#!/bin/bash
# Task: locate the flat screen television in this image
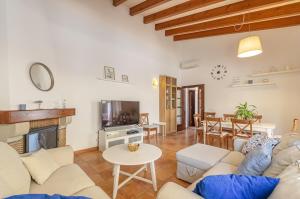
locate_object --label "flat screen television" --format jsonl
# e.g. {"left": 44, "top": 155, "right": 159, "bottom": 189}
{"left": 100, "top": 100, "right": 140, "bottom": 128}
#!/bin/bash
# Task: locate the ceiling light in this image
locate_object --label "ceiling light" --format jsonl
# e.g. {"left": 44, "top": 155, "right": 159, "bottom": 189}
{"left": 238, "top": 36, "right": 263, "bottom": 58}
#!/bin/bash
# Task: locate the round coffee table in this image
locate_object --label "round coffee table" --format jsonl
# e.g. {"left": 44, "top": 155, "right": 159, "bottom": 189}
{"left": 102, "top": 144, "right": 162, "bottom": 199}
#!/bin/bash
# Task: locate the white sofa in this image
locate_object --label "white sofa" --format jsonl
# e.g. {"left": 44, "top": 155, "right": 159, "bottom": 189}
{"left": 0, "top": 142, "right": 110, "bottom": 199}
{"left": 157, "top": 137, "right": 300, "bottom": 199}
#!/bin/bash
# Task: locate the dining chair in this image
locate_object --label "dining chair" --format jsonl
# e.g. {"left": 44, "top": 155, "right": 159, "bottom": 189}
{"left": 223, "top": 114, "right": 236, "bottom": 122}
{"left": 253, "top": 115, "right": 263, "bottom": 123}
{"left": 205, "top": 117, "right": 229, "bottom": 149}
{"left": 231, "top": 118, "right": 254, "bottom": 139}
{"left": 139, "top": 113, "right": 158, "bottom": 139}
{"left": 204, "top": 112, "right": 216, "bottom": 118}
{"left": 194, "top": 114, "right": 203, "bottom": 143}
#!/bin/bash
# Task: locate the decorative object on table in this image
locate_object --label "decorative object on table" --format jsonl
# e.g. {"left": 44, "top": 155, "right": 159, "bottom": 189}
{"left": 235, "top": 102, "right": 257, "bottom": 120}
{"left": 18, "top": 104, "right": 27, "bottom": 111}
{"left": 33, "top": 100, "right": 43, "bottom": 109}
{"left": 248, "top": 80, "right": 254, "bottom": 84}
{"left": 238, "top": 36, "right": 263, "bottom": 58}
{"left": 29, "top": 62, "right": 54, "bottom": 92}
{"left": 210, "top": 64, "right": 228, "bottom": 80}
{"left": 128, "top": 143, "right": 140, "bottom": 152}
{"left": 193, "top": 174, "right": 279, "bottom": 199}
{"left": 152, "top": 78, "right": 159, "bottom": 88}
{"left": 104, "top": 66, "right": 115, "bottom": 80}
{"left": 121, "top": 74, "right": 129, "bottom": 82}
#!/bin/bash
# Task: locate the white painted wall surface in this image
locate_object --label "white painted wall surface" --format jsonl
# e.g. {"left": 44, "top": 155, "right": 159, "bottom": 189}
{"left": 176, "top": 26, "right": 300, "bottom": 134}
{"left": 0, "top": 0, "right": 10, "bottom": 109}
{"left": 4, "top": 0, "right": 179, "bottom": 150}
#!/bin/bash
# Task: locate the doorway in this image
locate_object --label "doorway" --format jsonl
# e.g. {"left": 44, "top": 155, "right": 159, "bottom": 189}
{"left": 189, "top": 90, "right": 196, "bottom": 126}
{"left": 181, "top": 85, "right": 205, "bottom": 129}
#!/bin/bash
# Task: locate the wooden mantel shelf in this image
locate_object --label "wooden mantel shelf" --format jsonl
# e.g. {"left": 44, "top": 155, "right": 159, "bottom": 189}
{"left": 0, "top": 108, "right": 76, "bottom": 124}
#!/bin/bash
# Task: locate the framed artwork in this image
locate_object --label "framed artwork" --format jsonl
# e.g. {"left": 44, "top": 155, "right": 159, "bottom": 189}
{"left": 122, "top": 74, "right": 129, "bottom": 82}
{"left": 104, "top": 66, "right": 115, "bottom": 80}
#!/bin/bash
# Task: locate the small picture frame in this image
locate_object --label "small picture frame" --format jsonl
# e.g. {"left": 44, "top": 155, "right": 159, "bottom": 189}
{"left": 122, "top": 74, "right": 129, "bottom": 82}
{"left": 104, "top": 66, "right": 115, "bottom": 80}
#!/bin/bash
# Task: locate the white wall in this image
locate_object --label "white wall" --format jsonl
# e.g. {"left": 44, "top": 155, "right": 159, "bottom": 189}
{"left": 176, "top": 26, "right": 300, "bottom": 134}
{"left": 0, "top": 0, "right": 10, "bottom": 109}
{"left": 4, "top": 0, "right": 179, "bottom": 150}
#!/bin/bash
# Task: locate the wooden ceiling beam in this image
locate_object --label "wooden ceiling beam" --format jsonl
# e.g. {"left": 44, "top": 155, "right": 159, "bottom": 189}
{"left": 156, "top": 0, "right": 289, "bottom": 30}
{"left": 113, "top": 0, "right": 127, "bottom": 7}
{"left": 166, "top": 2, "right": 300, "bottom": 36}
{"left": 130, "top": 0, "right": 171, "bottom": 16}
{"left": 144, "top": 0, "right": 225, "bottom": 24}
{"left": 173, "top": 15, "right": 300, "bottom": 41}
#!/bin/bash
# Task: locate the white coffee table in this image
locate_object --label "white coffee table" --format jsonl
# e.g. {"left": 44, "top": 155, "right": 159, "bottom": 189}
{"left": 102, "top": 144, "right": 162, "bottom": 199}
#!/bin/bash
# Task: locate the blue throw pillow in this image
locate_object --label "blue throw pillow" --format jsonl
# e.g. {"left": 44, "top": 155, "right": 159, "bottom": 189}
{"left": 238, "top": 143, "right": 273, "bottom": 176}
{"left": 5, "top": 194, "right": 90, "bottom": 199}
{"left": 193, "top": 174, "right": 279, "bottom": 199}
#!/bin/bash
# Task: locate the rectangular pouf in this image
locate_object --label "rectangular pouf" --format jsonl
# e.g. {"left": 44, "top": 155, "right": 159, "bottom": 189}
{"left": 176, "top": 144, "right": 230, "bottom": 183}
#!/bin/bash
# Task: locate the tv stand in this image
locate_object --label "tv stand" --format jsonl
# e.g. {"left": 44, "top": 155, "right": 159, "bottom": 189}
{"left": 98, "top": 125, "right": 143, "bottom": 152}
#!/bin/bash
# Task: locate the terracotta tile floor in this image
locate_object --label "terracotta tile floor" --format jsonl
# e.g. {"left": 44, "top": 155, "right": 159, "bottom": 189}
{"left": 75, "top": 129, "right": 201, "bottom": 199}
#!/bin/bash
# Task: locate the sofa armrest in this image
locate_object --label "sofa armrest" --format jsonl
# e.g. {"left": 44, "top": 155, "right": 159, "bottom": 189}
{"left": 157, "top": 182, "right": 202, "bottom": 199}
{"left": 47, "top": 146, "right": 74, "bottom": 167}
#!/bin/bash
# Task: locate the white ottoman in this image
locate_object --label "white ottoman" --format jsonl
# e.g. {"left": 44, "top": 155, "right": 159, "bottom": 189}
{"left": 176, "top": 144, "right": 230, "bottom": 183}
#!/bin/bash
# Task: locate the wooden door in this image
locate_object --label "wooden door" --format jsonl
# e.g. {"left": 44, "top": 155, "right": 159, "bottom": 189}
{"left": 188, "top": 90, "right": 195, "bottom": 127}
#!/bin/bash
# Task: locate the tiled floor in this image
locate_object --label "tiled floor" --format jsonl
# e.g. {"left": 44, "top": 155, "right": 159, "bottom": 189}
{"left": 75, "top": 129, "right": 201, "bottom": 199}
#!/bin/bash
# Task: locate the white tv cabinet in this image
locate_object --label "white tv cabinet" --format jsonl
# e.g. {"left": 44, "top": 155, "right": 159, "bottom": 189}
{"left": 98, "top": 125, "right": 144, "bottom": 152}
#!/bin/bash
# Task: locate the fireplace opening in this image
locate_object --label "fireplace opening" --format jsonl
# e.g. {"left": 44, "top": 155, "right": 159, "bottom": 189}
{"left": 25, "top": 125, "right": 58, "bottom": 153}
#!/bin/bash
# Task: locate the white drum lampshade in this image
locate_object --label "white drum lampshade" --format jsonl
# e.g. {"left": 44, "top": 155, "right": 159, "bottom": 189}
{"left": 238, "top": 36, "right": 263, "bottom": 58}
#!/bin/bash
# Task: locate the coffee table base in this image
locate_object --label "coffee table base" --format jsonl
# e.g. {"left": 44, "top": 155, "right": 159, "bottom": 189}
{"left": 112, "top": 162, "right": 157, "bottom": 199}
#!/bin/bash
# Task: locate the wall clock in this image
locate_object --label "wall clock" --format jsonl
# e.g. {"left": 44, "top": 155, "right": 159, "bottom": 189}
{"left": 211, "top": 65, "right": 228, "bottom": 80}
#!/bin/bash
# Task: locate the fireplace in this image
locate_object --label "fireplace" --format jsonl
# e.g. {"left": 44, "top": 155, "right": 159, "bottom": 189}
{"left": 25, "top": 125, "right": 58, "bottom": 153}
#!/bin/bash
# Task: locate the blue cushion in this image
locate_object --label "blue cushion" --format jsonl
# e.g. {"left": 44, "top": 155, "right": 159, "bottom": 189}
{"left": 5, "top": 194, "right": 90, "bottom": 199}
{"left": 193, "top": 174, "right": 279, "bottom": 199}
{"left": 238, "top": 144, "right": 273, "bottom": 176}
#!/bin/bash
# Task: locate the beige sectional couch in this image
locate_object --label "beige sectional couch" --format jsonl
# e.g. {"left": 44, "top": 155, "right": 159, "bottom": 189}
{"left": 157, "top": 136, "right": 300, "bottom": 199}
{"left": 0, "top": 142, "right": 110, "bottom": 199}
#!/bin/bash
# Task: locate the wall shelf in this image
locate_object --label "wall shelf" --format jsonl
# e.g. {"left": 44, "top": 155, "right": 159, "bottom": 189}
{"left": 96, "top": 77, "right": 130, "bottom": 84}
{"left": 251, "top": 68, "right": 300, "bottom": 77}
{"left": 231, "top": 82, "right": 276, "bottom": 88}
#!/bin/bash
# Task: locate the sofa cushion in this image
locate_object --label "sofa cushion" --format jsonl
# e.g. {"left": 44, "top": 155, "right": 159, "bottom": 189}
{"left": 273, "top": 134, "right": 300, "bottom": 155}
{"left": 221, "top": 151, "right": 245, "bottom": 167}
{"left": 21, "top": 148, "right": 60, "bottom": 185}
{"left": 188, "top": 162, "right": 238, "bottom": 191}
{"left": 264, "top": 145, "right": 300, "bottom": 177}
{"left": 193, "top": 174, "right": 279, "bottom": 199}
{"left": 269, "top": 164, "right": 300, "bottom": 199}
{"left": 73, "top": 186, "right": 110, "bottom": 199}
{"left": 176, "top": 144, "right": 229, "bottom": 170}
{"left": 241, "top": 134, "right": 279, "bottom": 154}
{"left": 0, "top": 142, "right": 31, "bottom": 198}
{"left": 30, "top": 164, "right": 94, "bottom": 196}
{"left": 238, "top": 145, "right": 272, "bottom": 176}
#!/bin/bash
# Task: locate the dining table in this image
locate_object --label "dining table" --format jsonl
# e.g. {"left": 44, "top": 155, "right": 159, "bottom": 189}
{"left": 202, "top": 121, "right": 276, "bottom": 144}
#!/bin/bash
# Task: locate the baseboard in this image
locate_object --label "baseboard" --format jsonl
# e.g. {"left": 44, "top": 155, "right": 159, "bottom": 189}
{"left": 74, "top": 146, "right": 98, "bottom": 155}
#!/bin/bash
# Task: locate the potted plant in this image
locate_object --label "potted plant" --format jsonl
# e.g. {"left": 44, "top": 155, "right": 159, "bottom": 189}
{"left": 235, "top": 102, "right": 257, "bottom": 120}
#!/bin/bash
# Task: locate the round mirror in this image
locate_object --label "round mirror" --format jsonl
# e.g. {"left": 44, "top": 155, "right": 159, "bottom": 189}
{"left": 29, "top": 62, "right": 54, "bottom": 91}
